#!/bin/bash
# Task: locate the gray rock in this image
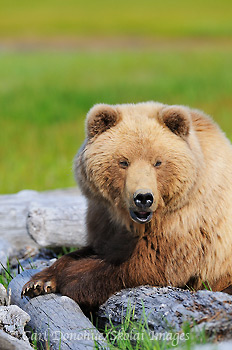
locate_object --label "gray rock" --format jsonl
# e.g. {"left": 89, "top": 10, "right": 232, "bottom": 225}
{"left": 9, "top": 246, "right": 55, "bottom": 269}
{"left": 97, "top": 285, "right": 232, "bottom": 341}
{"left": 21, "top": 257, "right": 57, "bottom": 271}
{"left": 10, "top": 248, "right": 57, "bottom": 277}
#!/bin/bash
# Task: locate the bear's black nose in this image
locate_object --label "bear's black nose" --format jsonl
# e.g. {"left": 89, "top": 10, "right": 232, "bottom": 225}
{"left": 133, "top": 190, "right": 154, "bottom": 209}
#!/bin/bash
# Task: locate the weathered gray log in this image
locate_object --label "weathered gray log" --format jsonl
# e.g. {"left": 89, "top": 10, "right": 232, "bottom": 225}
{"left": 0, "top": 284, "right": 9, "bottom": 306}
{"left": 8, "top": 270, "right": 108, "bottom": 350}
{"left": 0, "top": 305, "right": 31, "bottom": 343}
{"left": 0, "top": 239, "right": 14, "bottom": 271}
{"left": 0, "top": 329, "right": 33, "bottom": 350}
{"left": 0, "top": 189, "right": 87, "bottom": 268}
{"left": 190, "top": 342, "right": 232, "bottom": 350}
{"left": 27, "top": 194, "right": 87, "bottom": 247}
{"left": 0, "top": 294, "right": 33, "bottom": 349}
{"left": 0, "top": 190, "right": 39, "bottom": 259}
{"left": 97, "top": 285, "right": 232, "bottom": 341}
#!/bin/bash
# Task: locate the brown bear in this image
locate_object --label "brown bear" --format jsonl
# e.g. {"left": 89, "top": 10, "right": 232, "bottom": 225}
{"left": 22, "top": 102, "right": 232, "bottom": 311}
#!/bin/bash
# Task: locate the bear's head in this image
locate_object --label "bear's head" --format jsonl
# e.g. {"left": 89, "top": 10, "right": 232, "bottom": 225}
{"left": 74, "top": 102, "right": 203, "bottom": 232}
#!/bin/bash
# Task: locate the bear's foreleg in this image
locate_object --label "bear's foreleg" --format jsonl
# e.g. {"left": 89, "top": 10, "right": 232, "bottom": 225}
{"left": 21, "top": 247, "right": 124, "bottom": 310}
{"left": 56, "top": 257, "right": 124, "bottom": 310}
{"left": 21, "top": 247, "right": 94, "bottom": 298}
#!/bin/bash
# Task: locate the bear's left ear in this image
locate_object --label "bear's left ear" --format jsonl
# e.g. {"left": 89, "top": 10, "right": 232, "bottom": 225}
{"left": 86, "top": 104, "right": 121, "bottom": 138}
{"left": 157, "top": 106, "right": 191, "bottom": 138}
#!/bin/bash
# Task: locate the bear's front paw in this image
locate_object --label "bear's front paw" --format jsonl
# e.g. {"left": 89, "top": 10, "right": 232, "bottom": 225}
{"left": 21, "top": 277, "right": 57, "bottom": 298}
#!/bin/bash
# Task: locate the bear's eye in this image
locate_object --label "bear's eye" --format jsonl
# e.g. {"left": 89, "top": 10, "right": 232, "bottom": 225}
{"left": 119, "top": 160, "right": 129, "bottom": 169}
{"left": 154, "top": 160, "right": 162, "bottom": 167}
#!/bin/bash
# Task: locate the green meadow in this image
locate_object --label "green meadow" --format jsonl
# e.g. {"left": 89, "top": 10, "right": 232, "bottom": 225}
{"left": 1, "top": 48, "right": 232, "bottom": 194}
{"left": 0, "top": 0, "right": 232, "bottom": 38}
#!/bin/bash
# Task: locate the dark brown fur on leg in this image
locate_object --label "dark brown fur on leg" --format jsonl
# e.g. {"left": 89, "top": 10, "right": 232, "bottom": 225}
{"left": 22, "top": 252, "right": 125, "bottom": 312}
{"left": 56, "top": 258, "right": 124, "bottom": 312}
{"left": 21, "top": 247, "right": 95, "bottom": 298}
{"left": 221, "top": 285, "right": 232, "bottom": 294}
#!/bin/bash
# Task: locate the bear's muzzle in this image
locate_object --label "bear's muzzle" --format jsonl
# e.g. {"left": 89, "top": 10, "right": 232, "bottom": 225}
{"left": 129, "top": 189, "right": 154, "bottom": 223}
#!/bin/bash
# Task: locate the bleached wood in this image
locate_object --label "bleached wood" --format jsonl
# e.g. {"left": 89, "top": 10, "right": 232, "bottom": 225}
{"left": 9, "top": 270, "right": 108, "bottom": 350}
{"left": 0, "top": 329, "right": 34, "bottom": 350}
{"left": 0, "top": 189, "right": 87, "bottom": 258}
{"left": 0, "top": 190, "right": 39, "bottom": 251}
{"left": 98, "top": 285, "right": 232, "bottom": 341}
{"left": 27, "top": 195, "right": 87, "bottom": 248}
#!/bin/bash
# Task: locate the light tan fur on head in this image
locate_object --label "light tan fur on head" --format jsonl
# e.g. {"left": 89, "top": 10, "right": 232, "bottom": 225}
{"left": 75, "top": 102, "right": 203, "bottom": 234}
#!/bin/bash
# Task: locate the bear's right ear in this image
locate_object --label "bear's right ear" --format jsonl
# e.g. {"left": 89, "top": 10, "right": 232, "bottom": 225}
{"left": 86, "top": 104, "right": 121, "bottom": 138}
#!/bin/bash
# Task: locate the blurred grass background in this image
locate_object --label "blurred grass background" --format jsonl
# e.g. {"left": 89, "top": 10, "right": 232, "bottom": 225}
{"left": 1, "top": 0, "right": 232, "bottom": 38}
{"left": 0, "top": 0, "right": 232, "bottom": 193}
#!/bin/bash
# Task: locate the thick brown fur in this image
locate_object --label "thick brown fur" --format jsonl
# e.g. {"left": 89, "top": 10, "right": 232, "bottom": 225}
{"left": 22, "top": 102, "right": 232, "bottom": 311}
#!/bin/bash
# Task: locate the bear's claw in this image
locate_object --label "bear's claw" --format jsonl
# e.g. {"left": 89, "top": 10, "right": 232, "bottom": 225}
{"left": 44, "top": 281, "right": 54, "bottom": 293}
{"left": 21, "top": 279, "right": 56, "bottom": 298}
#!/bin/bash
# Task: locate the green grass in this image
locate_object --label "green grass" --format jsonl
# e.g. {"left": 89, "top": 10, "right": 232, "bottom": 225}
{"left": 1, "top": 47, "right": 232, "bottom": 194}
{"left": 0, "top": 0, "right": 232, "bottom": 38}
{"left": 0, "top": 259, "right": 14, "bottom": 288}
{"left": 98, "top": 302, "right": 209, "bottom": 350}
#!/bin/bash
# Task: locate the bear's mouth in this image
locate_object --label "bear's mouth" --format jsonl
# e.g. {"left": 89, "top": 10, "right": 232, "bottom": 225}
{"left": 129, "top": 209, "right": 153, "bottom": 224}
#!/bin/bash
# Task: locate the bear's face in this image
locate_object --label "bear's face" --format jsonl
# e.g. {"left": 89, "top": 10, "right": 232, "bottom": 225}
{"left": 75, "top": 103, "right": 201, "bottom": 229}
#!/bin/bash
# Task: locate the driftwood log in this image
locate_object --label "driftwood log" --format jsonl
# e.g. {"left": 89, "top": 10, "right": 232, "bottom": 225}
{"left": 97, "top": 285, "right": 232, "bottom": 342}
{"left": 0, "top": 190, "right": 39, "bottom": 267}
{"left": 0, "top": 189, "right": 87, "bottom": 269}
{"left": 191, "top": 341, "right": 232, "bottom": 350}
{"left": 27, "top": 192, "right": 87, "bottom": 247}
{"left": 8, "top": 270, "right": 108, "bottom": 350}
{"left": 0, "top": 304, "right": 30, "bottom": 341}
{"left": 0, "top": 329, "right": 34, "bottom": 350}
